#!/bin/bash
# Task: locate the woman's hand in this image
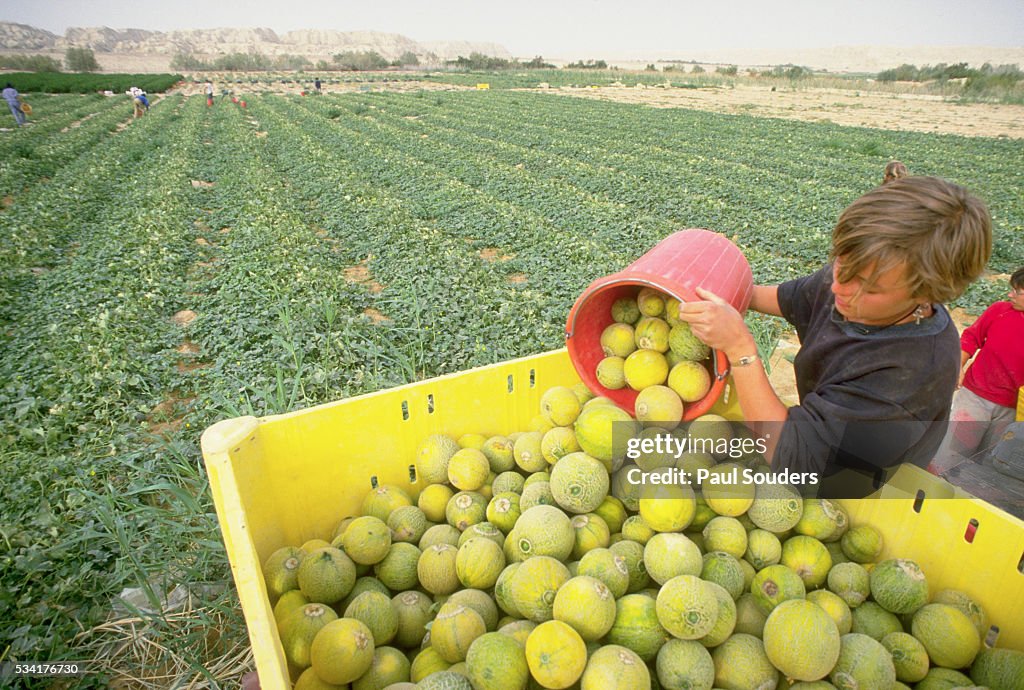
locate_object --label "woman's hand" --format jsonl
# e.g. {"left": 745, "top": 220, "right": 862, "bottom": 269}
{"left": 676, "top": 287, "right": 757, "bottom": 362}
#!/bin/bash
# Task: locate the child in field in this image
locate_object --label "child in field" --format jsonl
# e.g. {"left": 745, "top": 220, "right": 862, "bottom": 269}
{"left": 930, "top": 267, "right": 1024, "bottom": 474}
{"left": 883, "top": 161, "right": 908, "bottom": 184}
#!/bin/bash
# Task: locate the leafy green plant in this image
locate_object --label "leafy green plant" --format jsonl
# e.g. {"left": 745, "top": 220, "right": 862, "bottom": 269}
{"left": 0, "top": 53, "right": 62, "bottom": 72}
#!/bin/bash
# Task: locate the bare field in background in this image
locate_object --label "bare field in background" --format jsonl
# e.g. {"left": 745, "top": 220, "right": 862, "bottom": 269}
{"left": 542, "top": 84, "right": 1024, "bottom": 139}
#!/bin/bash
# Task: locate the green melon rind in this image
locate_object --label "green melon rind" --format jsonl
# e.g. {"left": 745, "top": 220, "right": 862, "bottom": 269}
{"left": 881, "top": 631, "right": 930, "bottom": 684}
{"left": 655, "top": 638, "right": 715, "bottom": 690}
{"left": 605, "top": 592, "right": 670, "bottom": 662}
{"left": 970, "top": 646, "right": 1024, "bottom": 690}
{"left": 579, "top": 644, "right": 651, "bottom": 689}
{"left": 465, "top": 631, "right": 529, "bottom": 690}
{"left": 829, "top": 632, "right": 896, "bottom": 690}
{"left": 869, "top": 558, "right": 929, "bottom": 615}
{"left": 711, "top": 633, "right": 777, "bottom": 690}
{"left": 911, "top": 603, "right": 981, "bottom": 670}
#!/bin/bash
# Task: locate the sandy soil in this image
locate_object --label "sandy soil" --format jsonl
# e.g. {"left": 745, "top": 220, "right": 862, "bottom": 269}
{"left": 538, "top": 84, "right": 1024, "bottom": 139}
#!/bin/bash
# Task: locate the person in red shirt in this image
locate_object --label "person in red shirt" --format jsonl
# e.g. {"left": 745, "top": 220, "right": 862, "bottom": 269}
{"left": 930, "top": 266, "right": 1024, "bottom": 474}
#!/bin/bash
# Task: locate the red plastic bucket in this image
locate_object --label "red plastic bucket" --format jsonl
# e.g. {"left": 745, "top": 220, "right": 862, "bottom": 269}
{"left": 565, "top": 229, "right": 754, "bottom": 419}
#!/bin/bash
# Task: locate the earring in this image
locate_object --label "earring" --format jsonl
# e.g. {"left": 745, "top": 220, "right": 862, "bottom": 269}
{"left": 912, "top": 304, "right": 928, "bottom": 325}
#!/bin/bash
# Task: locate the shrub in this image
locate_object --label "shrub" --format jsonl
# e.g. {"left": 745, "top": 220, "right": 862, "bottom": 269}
{"left": 65, "top": 47, "right": 100, "bottom": 72}
{"left": 0, "top": 54, "right": 62, "bottom": 72}
{"left": 565, "top": 59, "right": 609, "bottom": 69}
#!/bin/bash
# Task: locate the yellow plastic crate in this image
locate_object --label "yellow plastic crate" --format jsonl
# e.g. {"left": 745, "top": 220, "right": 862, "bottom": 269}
{"left": 202, "top": 348, "right": 1024, "bottom": 689}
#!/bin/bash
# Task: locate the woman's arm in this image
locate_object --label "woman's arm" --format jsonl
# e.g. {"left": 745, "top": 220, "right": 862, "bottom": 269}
{"left": 749, "top": 285, "right": 782, "bottom": 316}
{"left": 676, "top": 287, "right": 790, "bottom": 460}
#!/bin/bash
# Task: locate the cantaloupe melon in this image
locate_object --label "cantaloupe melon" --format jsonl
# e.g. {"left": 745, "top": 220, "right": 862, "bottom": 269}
{"left": 553, "top": 575, "right": 617, "bottom": 641}
{"left": 763, "top": 599, "right": 841, "bottom": 681}
{"left": 655, "top": 574, "right": 718, "bottom": 640}
{"left": 605, "top": 593, "right": 670, "bottom": 662}
{"left": 465, "top": 631, "right": 529, "bottom": 690}
{"left": 549, "top": 451, "right": 609, "bottom": 514}
{"left": 580, "top": 644, "right": 651, "bottom": 689}
{"left": 309, "top": 617, "right": 376, "bottom": 685}
{"left": 829, "top": 632, "right": 896, "bottom": 690}
{"left": 869, "top": 558, "right": 928, "bottom": 615}
{"left": 526, "top": 619, "right": 588, "bottom": 689}
{"left": 911, "top": 603, "right": 981, "bottom": 669}
{"left": 430, "top": 603, "right": 486, "bottom": 663}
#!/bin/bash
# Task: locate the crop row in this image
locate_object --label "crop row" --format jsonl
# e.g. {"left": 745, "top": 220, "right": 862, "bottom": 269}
{"left": 278, "top": 91, "right": 1021, "bottom": 307}
{"left": 0, "top": 99, "right": 172, "bottom": 317}
{"left": 0, "top": 94, "right": 251, "bottom": 676}
{"left": 0, "top": 94, "right": 133, "bottom": 197}
{"left": 439, "top": 92, "right": 1023, "bottom": 269}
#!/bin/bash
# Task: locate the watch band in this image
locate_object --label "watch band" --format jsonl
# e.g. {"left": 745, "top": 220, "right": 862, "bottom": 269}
{"left": 732, "top": 354, "right": 760, "bottom": 367}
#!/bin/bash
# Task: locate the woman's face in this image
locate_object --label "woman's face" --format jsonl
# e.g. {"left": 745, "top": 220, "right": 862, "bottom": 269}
{"left": 831, "top": 257, "right": 919, "bottom": 326}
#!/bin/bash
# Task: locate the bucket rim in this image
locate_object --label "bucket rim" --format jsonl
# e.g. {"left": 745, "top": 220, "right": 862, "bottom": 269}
{"left": 565, "top": 272, "right": 704, "bottom": 340}
{"left": 564, "top": 275, "right": 733, "bottom": 421}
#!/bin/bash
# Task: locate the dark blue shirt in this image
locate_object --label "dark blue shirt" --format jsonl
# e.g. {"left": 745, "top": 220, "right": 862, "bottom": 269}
{"left": 773, "top": 265, "right": 959, "bottom": 494}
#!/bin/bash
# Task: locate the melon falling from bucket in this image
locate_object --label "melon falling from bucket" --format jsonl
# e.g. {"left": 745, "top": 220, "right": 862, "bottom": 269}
{"left": 565, "top": 229, "right": 754, "bottom": 420}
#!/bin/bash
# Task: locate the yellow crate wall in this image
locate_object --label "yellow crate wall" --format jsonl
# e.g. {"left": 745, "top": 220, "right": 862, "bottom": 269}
{"left": 838, "top": 495, "right": 1024, "bottom": 648}
{"left": 204, "top": 350, "right": 585, "bottom": 688}
{"left": 203, "top": 349, "right": 1022, "bottom": 689}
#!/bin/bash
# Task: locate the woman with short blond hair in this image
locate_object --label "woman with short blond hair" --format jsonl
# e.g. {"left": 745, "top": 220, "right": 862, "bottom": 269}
{"left": 677, "top": 176, "right": 992, "bottom": 494}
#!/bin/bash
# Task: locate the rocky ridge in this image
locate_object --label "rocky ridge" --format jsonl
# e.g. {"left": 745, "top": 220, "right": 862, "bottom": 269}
{"left": 0, "top": 21, "right": 512, "bottom": 62}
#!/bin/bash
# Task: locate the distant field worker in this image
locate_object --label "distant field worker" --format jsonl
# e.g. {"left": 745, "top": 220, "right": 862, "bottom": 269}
{"left": 883, "top": 161, "right": 908, "bottom": 184}
{"left": 205, "top": 80, "right": 214, "bottom": 106}
{"left": 128, "top": 86, "right": 147, "bottom": 118}
{"left": 930, "top": 266, "right": 1024, "bottom": 474}
{"left": 2, "top": 82, "right": 26, "bottom": 127}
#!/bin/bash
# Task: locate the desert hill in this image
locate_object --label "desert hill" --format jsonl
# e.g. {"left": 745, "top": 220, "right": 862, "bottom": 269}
{"left": 1, "top": 21, "right": 1020, "bottom": 74}
{"left": 0, "top": 21, "right": 513, "bottom": 68}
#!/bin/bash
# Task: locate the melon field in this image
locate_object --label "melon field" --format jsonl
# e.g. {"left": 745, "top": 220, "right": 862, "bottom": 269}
{"left": 0, "top": 86, "right": 1022, "bottom": 686}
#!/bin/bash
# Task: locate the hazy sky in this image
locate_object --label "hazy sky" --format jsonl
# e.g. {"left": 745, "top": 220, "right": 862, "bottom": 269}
{"left": 3, "top": 0, "right": 1022, "bottom": 57}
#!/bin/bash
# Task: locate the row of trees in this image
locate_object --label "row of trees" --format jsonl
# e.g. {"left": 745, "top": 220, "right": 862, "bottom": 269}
{"left": 170, "top": 50, "right": 422, "bottom": 72}
{"left": 450, "top": 53, "right": 554, "bottom": 70}
{"left": 169, "top": 50, "right": 559, "bottom": 72}
{"left": 877, "top": 62, "right": 1022, "bottom": 87}
{"left": 0, "top": 47, "right": 100, "bottom": 73}
{"left": 566, "top": 59, "right": 608, "bottom": 70}
{"left": 6, "top": 49, "right": 1018, "bottom": 97}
